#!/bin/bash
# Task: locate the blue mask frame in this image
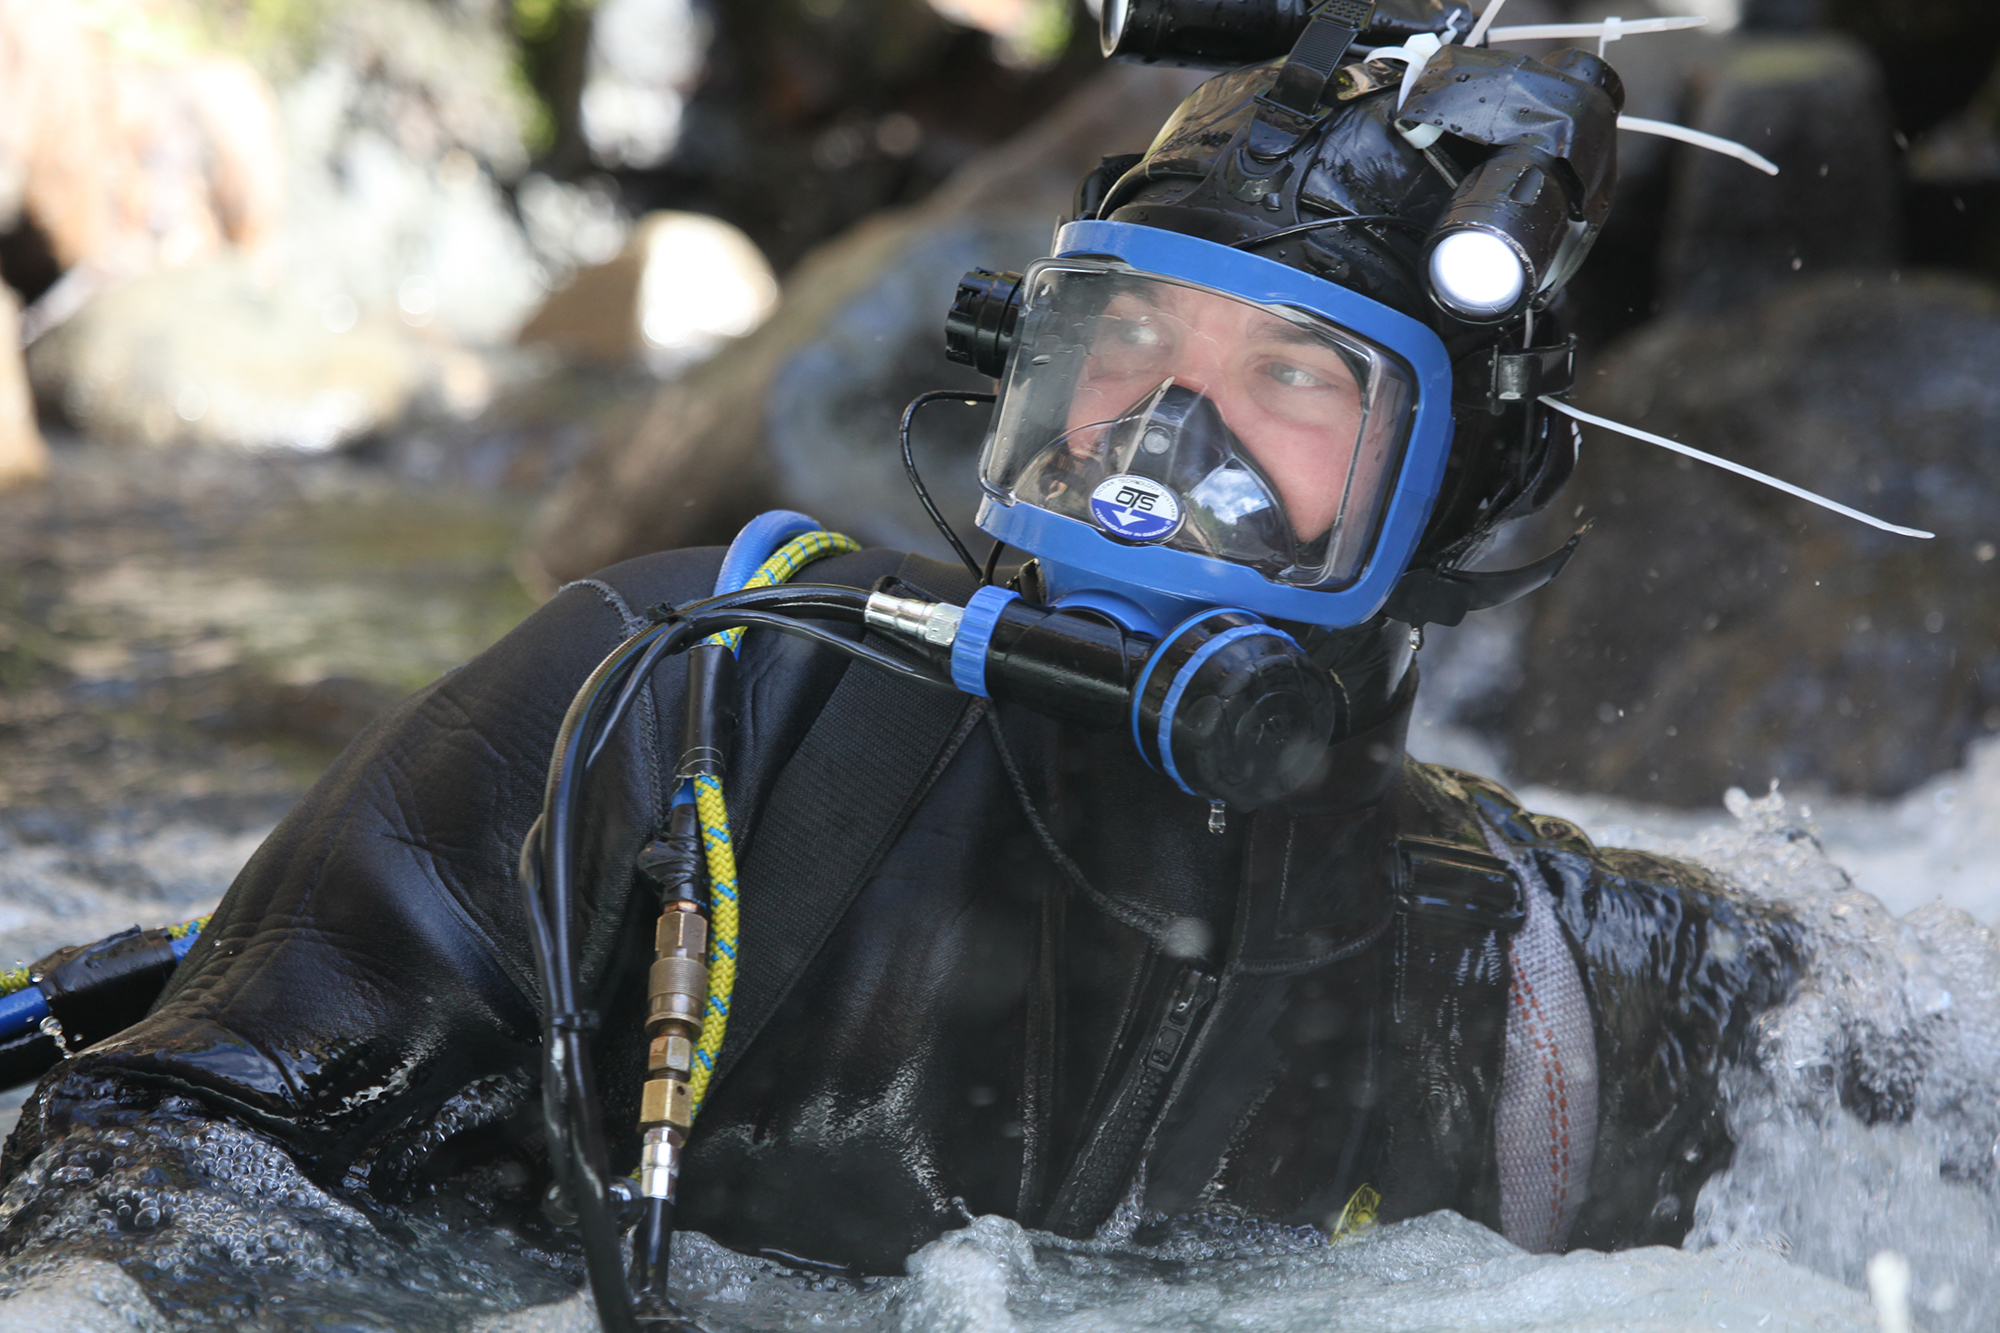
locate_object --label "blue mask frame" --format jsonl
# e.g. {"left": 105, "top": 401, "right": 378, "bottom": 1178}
{"left": 974, "top": 220, "right": 1456, "bottom": 628}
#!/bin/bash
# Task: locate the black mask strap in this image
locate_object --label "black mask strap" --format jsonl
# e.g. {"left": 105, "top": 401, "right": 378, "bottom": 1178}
{"left": 1231, "top": 0, "right": 1377, "bottom": 199}
{"left": 1265, "top": 0, "right": 1377, "bottom": 122}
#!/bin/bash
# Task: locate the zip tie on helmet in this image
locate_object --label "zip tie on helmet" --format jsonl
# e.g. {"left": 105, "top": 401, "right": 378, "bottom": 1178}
{"left": 1389, "top": 32, "right": 1444, "bottom": 109}
{"left": 1614, "top": 115, "right": 1780, "bottom": 176}
{"left": 1538, "top": 396, "right": 1934, "bottom": 539}
{"left": 1360, "top": 32, "right": 1446, "bottom": 148}
{"left": 1484, "top": 16, "right": 1709, "bottom": 44}
{"left": 1457, "top": 12, "right": 1774, "bottom": 180}
{"left": 1464, "top": 0, "right": 1509, "bottom": 47}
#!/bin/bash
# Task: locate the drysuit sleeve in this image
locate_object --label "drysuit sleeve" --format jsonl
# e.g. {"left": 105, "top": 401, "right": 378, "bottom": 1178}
{"left": 1400, "top": 763, "right": 1806, "bottom": 1249}
{"left": 1538, "top": 834, "right": 1805, "bottom": 1250}
{"left": 0, "top": 550, "right": 728, "bottom": 1195}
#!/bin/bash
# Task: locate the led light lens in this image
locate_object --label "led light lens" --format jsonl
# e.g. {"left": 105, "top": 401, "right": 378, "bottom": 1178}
{"left": 1101, "top": 0, "right": 1128, "bottom": 54}
{"left": 1428, "top": 230, "right": 1527, "bottom": 320}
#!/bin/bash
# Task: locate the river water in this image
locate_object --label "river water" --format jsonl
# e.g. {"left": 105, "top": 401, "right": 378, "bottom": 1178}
{"left": 0, "top": 441, "right": 1995, "bottom": 1331}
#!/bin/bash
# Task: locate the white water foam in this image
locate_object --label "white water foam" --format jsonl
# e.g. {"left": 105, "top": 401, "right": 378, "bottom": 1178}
{"left": 450, "top": 1209, "right": 1883, "bottom": 1333}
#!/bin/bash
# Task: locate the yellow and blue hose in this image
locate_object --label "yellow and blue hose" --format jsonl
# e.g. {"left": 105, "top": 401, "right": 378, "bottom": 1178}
{"left": 684, "top": 523, "right": 859, "bottom": 1116}
{"left": 0, "top": 913, "right": 212, "bottom": 1042}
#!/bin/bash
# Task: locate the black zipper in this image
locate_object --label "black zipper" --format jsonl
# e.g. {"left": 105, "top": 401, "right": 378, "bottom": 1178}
{"left": 1041, "top": 963, "right": 1219, "bottom": 1236}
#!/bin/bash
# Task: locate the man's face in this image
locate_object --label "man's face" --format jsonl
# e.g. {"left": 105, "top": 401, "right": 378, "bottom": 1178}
{"left": 1064, "top": 283, "right": 1368, "bottom": 540}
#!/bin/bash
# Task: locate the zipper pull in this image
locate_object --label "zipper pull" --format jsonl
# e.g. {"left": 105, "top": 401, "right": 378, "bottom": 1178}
{"left": 1146, "top": 967, "right": 1218, "bottom": 1074}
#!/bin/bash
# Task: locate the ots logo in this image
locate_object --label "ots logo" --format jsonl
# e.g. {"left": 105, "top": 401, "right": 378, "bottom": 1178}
{"left": 1089, "top": 475, "right": 1182, "bottom": 543}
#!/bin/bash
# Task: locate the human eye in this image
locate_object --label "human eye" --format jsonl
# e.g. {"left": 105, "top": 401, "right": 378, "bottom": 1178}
{"left": 1264, "top": 359, "right": 1328, "bottom": 388}
{"left": 1247, "top": 347, "right": 1363, "bottom": 429}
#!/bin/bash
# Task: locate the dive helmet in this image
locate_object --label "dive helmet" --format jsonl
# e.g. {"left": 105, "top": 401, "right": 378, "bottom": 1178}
{"left": 945, "top": 0, "right": 1623, "bottom": 634}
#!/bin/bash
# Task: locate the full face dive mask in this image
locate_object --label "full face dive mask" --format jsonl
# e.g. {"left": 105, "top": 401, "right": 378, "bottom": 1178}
{"left": 971, "top": 227, "right": 1457, "bottom": 631}
{"left": 985, "top": 262, "right": 1425, "bottom": 601}
{"left": 862, "top": 224, "right": 1457, "bottom": 810}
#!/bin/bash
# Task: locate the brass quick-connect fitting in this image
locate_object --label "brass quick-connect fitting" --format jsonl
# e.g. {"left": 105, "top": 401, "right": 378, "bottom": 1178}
{"left": 641, "top": 1075, "right": 695, "bottom": 1129}
{"left": 641, "top": 904, "right": 708, "bottom": 1135}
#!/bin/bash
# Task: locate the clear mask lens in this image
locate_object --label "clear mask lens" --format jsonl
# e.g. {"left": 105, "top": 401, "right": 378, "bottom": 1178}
{"left": 979, "top": 266, "right": 1418, "bottom": 589}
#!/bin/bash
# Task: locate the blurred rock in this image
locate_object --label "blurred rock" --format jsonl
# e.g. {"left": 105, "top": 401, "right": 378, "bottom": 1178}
{"left": 525, "top": 62, "right": 1204, "bottom": 589}
{"left": 1502, "top": 272, "right": 2000, "bottom": 805}
{"left": 641, "top": 0, "right": 1104, "bottom": 276}
{"left": 1660, "top": 33, "right": 1897, "bottom": 312}
{"left": 1, "top": 0, "right": 586, "bottom": 455}
{"left": 759, "top": 217, "right": 1039, "bottom": 557}
{"left": 1905, "top": 37, "right": 2000, "bottom": 187}
{"left": 183, "top": 670, "right": 405, "bottom": 754}
{"left": 27, "top": 258, "right": 422, "bottom": 452}
{"left": 0, "top": 0, "right": 113, "bottom": 272}
{"left": 275, "top": 0, "right": 549, "bottom": 349}
{"left": 579, "top": 0, "right": 708, "bottom": 171}
{"left": 0, "top": 286, "right": 44, "bottom": 488}
{"left": 1902, "top": 49, "right": 2000, "bottom": 286}
{"left": 1821, "top": 0, "right": 2000, "bottom": 143}
{"left": 0, "top": 0, "right": 284, "bottom": 301}
{"left": 517, "top": 211, "right": 777, "bottom": 375}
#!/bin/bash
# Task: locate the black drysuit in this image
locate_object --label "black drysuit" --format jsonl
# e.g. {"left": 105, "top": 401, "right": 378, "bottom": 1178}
{"left": 1, "top": 546, "right": 1802, "bottom": 1273}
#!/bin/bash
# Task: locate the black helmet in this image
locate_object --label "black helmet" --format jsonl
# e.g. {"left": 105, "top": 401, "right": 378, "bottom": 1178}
{"left": 950, "top": 1, "right": 1624, "bottom": 629}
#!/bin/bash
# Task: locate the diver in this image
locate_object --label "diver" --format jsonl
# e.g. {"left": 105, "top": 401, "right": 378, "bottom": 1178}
{"left": 0, "top": 1, "right": 1853, "bottom": 1324}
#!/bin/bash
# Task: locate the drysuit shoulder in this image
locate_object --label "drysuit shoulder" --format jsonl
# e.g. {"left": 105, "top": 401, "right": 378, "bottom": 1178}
{"left": 1, "top": 545, "right": 906, "bottom": 1199}
{"left": 1398, "top": 759, "right": 1806, "bottom": 1249}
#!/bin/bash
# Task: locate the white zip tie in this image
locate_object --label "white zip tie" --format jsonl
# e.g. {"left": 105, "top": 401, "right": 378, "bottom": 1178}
{"left": 1484, "top": 16, "right": 1709, "bottom": 42}
{"left": 1375, "top": 31, "right": 1444, "bottom": 109}
{"left": 1616, "top": 114, "right": 1780, "bottom": 175}
{"left": 1465, "top": 0, "right": 1509, "bottom": 46}
{"left": 1539, "top": 397, "right": 1934, "bottom": 539}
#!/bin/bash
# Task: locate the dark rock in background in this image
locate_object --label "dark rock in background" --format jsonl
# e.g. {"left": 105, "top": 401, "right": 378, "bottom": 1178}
{"left": 1469, "top": 25, "right": 2000, "bottom": 807}
{"left": 1904, "top": 44, "right": 2000, "bottom": 288}
{"left": 1563, "top": 1, "right": 2000, "bottom": 342}
{"left": 524, "top": 62, "right": 1202, "bottom": 588}
{"left": 622, "top": 0, "right": 1106, "bottom": 276}
{"left": 1502, "top": 273, "right": 2000, "bottom": 804}
{"left": 1822, "top": 0, "right": 2000, "bottom": 146}
{"left": 1661, "top": 34, "right": 1897, "bottom": 312}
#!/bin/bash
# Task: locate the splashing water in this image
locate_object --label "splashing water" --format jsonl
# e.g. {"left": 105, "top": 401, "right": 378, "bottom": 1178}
{"left": 3, "top": 751, "right": 2000, "bottom": 1329}
{"left": 0, "top": 1103, "right": 577, "bottom": 1331}
{"left": 1667, "top": 787, "right": 2000, "bottom": 1333}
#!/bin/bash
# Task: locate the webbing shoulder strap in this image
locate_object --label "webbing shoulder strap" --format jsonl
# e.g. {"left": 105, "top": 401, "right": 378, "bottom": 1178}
{"left": 713, "top": 553, "right": 984, "bottom": 1083}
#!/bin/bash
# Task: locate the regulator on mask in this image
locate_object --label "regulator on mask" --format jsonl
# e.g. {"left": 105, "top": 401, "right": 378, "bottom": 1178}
{"left": 866, "top": 585, "right": 1347, "bottom": 810}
